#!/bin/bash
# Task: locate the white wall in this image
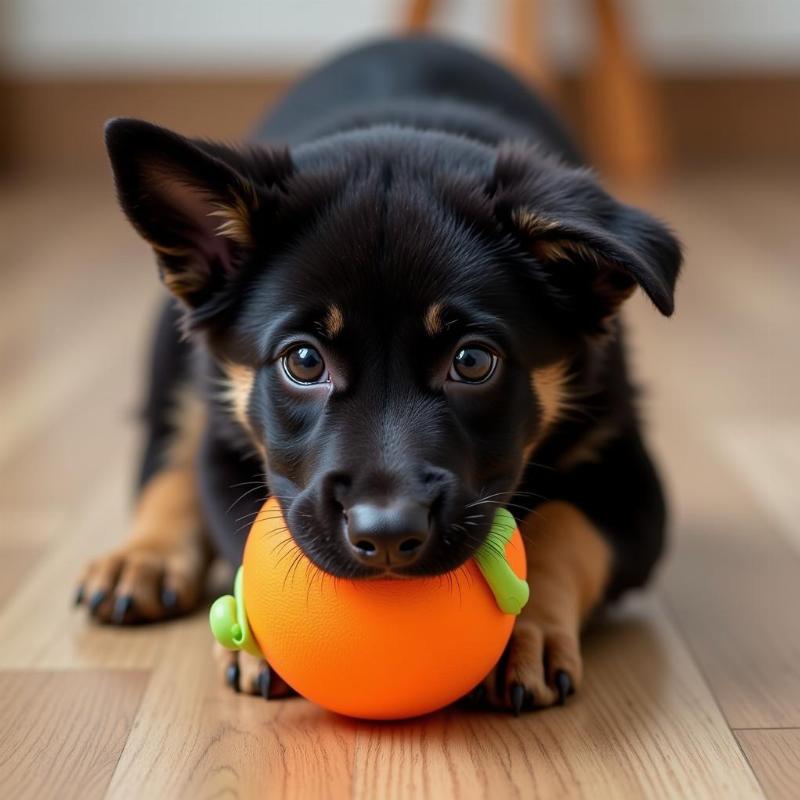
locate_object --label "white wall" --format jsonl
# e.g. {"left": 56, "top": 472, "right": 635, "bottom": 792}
{"left": 4, "top": 0, "right": 800, "bottom": 76}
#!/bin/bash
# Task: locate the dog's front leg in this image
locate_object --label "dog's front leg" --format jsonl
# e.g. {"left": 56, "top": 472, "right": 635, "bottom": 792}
{"left": 475, "top": 501, "right": 612, "bottom": 714}
{"left": 76, "top": 392, "right": 212, "bottom": 624}
{"left": 76, "top": 464, "right": 212, "bottom": 623}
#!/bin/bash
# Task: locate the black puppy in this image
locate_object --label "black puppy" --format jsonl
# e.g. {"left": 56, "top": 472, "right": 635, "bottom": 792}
{"left": 78, "top": 36, "right": 681, "bottom": 713}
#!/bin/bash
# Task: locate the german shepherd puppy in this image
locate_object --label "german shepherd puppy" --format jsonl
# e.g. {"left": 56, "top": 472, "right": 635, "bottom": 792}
{"left": 77, "top": 36, "right": 681, "bottom": 714}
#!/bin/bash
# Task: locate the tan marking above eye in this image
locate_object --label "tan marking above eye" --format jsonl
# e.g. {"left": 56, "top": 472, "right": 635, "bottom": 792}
{"left": 322, "top": 305, "right": 344, "bottom": 338}
{"left": 423, "top": 302, "right": 444, "bottom": 336}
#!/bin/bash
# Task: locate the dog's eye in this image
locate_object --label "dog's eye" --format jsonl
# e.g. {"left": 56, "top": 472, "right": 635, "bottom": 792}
{"left": 283, "top": 345, "right": 327, "bottom": 384}
{"left": 449, "top": 345, "right": 497, "bottom": 384}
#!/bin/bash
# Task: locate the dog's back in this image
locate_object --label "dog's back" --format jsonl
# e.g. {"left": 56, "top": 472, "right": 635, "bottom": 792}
{"left": 256, "top": 37, "right": 581, "bottom": 162}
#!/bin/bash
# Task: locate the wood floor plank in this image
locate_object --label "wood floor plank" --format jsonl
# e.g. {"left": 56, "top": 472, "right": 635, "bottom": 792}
{"left": 714, "top": 421, "right": 800, "bottom": 554}
{"left": 105, "top": 596, "right": 762, "bottom": 800}
{"left": 736, "top": 729, "right": 800, "bottom": 800}
{"left": 646, "top": 413, "right": 800, "bottom": 730}
{"left": 0, "top": 670, "right": 148, "bottom": 800}
{"left": 0, "top": 510, "right": 65, "bottom": 608}
{"left": 0, "top": 546, "right": 45, "bottom": 608}
{"left": 0, "top": 465, "right": 179, "bottom": 670}
{"left": 0, "top": 509, "right": 67, "bottom": 544}
{"left": 0, "top": 259, "right": 156, "bottom": 479}
{"left": 618, "top": 173, "right": 800, "bottom": 733}
{"left": 623, "top": 171, "right": 799, "bottom": 417}
{"left": 351, "top": 595, "right": 761, "bottom": 800}
{"left": 0, "top": 348, "right": 141, "bottom": 507}
{"left": 105, "top": 616, "right": 356, "bottom": 800}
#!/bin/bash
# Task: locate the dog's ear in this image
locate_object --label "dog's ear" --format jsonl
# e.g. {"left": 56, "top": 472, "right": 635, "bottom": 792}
{"left": 493, "top": 144, "right": 682, "bottom": 331}
{"left": 105, "top": 118, "right": 291, "bottom": 308}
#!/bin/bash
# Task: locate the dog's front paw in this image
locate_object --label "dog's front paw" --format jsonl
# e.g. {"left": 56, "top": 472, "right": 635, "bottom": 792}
{"left": 75, "top": 542, "right": 206, "bottom": 624}
{"left": 213, "top": 643, "right": 296, "bottom": 700}
{"left": 467, "top": 619, "right": 580, "bottom": 715}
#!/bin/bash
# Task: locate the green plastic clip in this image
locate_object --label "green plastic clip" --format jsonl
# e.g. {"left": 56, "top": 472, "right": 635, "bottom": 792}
{"left": 209, "top": 566, "right": 262, "bottom": 657}
{"left": 473, "top": 507, "right": 530, "bottom": 615}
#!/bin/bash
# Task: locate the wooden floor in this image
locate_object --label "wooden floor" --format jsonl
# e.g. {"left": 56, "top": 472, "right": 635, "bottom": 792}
{"left": 0, "top": 167, "right": 798, "bottom": 799}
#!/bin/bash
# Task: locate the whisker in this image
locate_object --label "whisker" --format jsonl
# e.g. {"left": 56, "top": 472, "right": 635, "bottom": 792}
{"left": 282, "top": 550, "right": 306, "bottom": 590}
{"left": 226, "top": 484, "right": 271, "bottom": 514}
{"left": 228, "top": 480, "right": 267, "bottom": 490}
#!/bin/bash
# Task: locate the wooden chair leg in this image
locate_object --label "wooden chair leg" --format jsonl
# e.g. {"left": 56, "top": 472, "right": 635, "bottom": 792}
{"left": 503, "top": 0, "right": 556, "bottom": 96}
{"left": 584, "top": 0, "right": 666, "bottom": 182}
{"left": 403, "top": 0, "right": 437, "bottom": 32}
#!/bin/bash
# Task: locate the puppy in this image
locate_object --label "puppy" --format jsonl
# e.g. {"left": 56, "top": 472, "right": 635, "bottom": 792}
{"left": 77, "top": 36, "right": 681, "bottom": 714}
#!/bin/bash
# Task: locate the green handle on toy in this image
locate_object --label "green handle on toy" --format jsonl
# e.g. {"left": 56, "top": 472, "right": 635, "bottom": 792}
{"left": 473, "top": 507, "right": 530, "bottom": 615}
{"left": 209, "top": 508, "right": 529, "bottom": 653}
{"left": 209, "top": 566, "right": 262, "bottom": 658}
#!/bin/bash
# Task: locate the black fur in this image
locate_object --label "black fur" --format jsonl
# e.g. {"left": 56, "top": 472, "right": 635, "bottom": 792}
{"left": 107, "top": 36, "right": 681, "bottom": 589}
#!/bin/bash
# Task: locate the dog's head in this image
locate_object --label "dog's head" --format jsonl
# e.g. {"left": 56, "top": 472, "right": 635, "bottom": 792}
{"left": 106, "top": 118, "right": 681, "bottom": 578}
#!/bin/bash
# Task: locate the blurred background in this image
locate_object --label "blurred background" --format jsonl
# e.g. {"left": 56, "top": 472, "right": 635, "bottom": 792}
{"left": 1, "top": 0, "right": 800, "bottom": 177}
{"left": 1, "top": 4, "right": 798, "bottom": 798}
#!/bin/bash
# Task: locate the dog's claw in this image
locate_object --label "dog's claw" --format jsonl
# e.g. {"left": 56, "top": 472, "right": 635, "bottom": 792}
{"left": 525, "top": 689, "right": 535, "bottom": 709}
{"left": 555, "top": 670, "right": 572, "bottom": 706}
{"left": 510, "top": 682, "right": 525, "bottom": 717}
{"left": 74, "top": 585, "right": 85, "bottom": 607}
{"left": 160, "top": 588, "right": 178, "bottom": 611}
{"left": 111, "top": 594, "right": 133, "bottom": 624}
{"left": 226, "top": 663, "right": 241, "bottom": 693}
{"left": 88, "top": 589, "right": 107, "bottom": 615}
{"left": 257, "top": 667, "right": 271, "bottom": 700}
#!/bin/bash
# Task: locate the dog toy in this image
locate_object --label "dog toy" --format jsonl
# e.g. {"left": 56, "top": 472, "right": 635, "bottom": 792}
{"left": 210, "top": 498, "right": 528, "bottom": 719}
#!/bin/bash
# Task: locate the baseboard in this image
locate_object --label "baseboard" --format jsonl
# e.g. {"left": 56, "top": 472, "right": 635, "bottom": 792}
{"left": 0, "top": 75, "right": 292, "bottom": 176}
{"left": 2, "top": 72, "right": 799, "bottom": 175}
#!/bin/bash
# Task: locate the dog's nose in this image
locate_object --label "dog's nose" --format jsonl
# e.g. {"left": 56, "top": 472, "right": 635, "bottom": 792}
{"left": 345, "top": 499, "right": 430, "bottom": 568}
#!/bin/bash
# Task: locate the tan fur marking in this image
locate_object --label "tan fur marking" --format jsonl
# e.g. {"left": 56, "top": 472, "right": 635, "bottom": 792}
{"left": 219, "top": 362, "right": 266, "bottom": 459}
{"left": 514, "top": 209, "right": 637, "bottom": 325}
{"left": 531, "top": 360, "right": 569, "bottom": 435}
{"left": 143, "top": 158, "right": 255, "bottom": 250}
{"left": 147, "top": 238, "right": 205, "bottom": 300}
{"left": 220, "top": 362, "right": 255, "bottom": 430}
{"left": 557, "top": 422, "right": 618, "bottom": 472}
{"left": 129, "top": 468, "right": 204, "bottom": 550}
{"left": 534, "top": 238, "right": 603, "bottom": 266}
{"left": 423, "top": 302, "right": 444, "bottom": 336}
{"left": 161, "top": 267, "right": 206, "bottom": 298}
{"left": 208, "top": 194, "right": 252, "bottom": 247}
{"left": 322, "top": 305, "right": 345, "bottom": 338}
{"left": 133, "top": 386, "right": 206, "bottom": 548}
{"left": 149, "top": 240, "right": 191, "bottom": 258}
{"left": 512, "top": 209, "right": 604, "bottom": 267}
{"left": 511, "top": 209, "right": 561, "bottom": 236}
{"left": 519, "top": 501, "right": 612, "bottom": 633}
{"left": 165, "top": 388, "right": 207, "bottom": 468}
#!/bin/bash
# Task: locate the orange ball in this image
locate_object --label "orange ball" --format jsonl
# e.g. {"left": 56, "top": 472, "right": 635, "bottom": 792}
{"left": 242, "top": 498, "right": 526, "bottom": 719}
